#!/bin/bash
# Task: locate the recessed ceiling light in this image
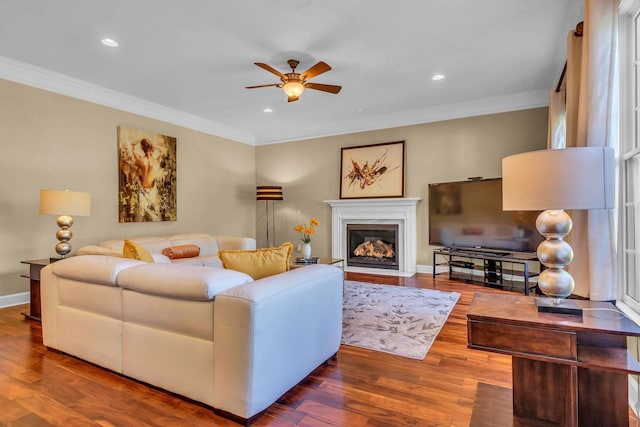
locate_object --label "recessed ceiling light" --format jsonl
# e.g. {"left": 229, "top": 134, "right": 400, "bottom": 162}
{"left": 101, "top": 38, "right": 118, "bottom": 47}
{"left": 432, "top": 74, "right": 445, "bottom": 81}
{"left": 263, "top": 108, "right": 273, "bottom": 113}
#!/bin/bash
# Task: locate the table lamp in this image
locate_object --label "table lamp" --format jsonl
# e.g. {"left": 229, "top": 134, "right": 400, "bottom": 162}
{"left": 502, "top": 147, "right": 614, "bottom": 315}
{"left": 40, "top": 189, "right": 91, "bottom": 259}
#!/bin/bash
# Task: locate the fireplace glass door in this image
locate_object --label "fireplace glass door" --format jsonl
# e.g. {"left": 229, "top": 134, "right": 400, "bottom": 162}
{"left": 346, "top": 224, "right": 399, "bottom": 270}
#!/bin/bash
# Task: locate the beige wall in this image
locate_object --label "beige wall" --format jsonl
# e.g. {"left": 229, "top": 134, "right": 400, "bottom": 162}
{"left": 0, "top": 79, "right": 256, "bottom": 297}
{"left": 0, "top": 75, "right": 547, "bottom": 298}
{"left": 256, "top": 108, "right": 548, "bottom": 263}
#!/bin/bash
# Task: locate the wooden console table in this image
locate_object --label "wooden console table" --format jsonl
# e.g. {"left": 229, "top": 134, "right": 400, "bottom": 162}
{"left": 467, "top": 292, "right": 640, "bottom": 426}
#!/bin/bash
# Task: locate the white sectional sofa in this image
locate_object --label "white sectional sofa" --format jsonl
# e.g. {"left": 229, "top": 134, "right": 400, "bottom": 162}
{"left": 40, "top": 237, "right": 344, "bottom": 425}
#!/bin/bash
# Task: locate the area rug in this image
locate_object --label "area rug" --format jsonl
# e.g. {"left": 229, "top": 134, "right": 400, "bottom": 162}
{"left": 341, "top": 281, "right": 460, "bottom": 360}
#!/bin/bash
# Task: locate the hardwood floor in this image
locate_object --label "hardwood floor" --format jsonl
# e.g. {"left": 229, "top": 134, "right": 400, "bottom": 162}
{"left": 0, "top": 272, "right": 636, "bottom": 426}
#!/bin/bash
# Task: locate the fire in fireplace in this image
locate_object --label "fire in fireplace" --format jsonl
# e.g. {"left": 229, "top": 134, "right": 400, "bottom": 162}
{"left": 347, "top": 224, "right": 399, "bottom": 270}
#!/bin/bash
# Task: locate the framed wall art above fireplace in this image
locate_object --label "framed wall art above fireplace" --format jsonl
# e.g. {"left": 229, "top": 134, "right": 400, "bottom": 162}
{"left": 340, "top": 140, "right": 405, "bottom": 199}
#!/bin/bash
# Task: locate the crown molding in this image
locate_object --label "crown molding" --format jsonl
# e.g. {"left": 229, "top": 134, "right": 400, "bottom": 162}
{"left": 255, "top": 89, "right": 549, "bottom": 145}
{"left": 1, "top": 55, "right": 548, "bottom": 147}
{"left": 0, "top": 55, "right": 255, "bottom": 145}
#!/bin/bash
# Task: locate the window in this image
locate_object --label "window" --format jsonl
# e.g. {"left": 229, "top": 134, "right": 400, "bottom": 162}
{"left": 619, "top": 1, "right": 640, "bottom": 321}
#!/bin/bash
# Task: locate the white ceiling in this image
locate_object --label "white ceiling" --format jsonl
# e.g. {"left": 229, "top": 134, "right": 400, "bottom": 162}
{"left": 0, "top": 0, "right": 583, "bottom": 145}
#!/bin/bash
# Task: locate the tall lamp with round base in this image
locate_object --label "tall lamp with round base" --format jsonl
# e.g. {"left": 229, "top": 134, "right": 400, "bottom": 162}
{"left": 39, "top": 189, "right": 91, "bottom": 259}
{"left": 256, "top": 186, "right": 283, "bottom": 248}
{"left": 502, "top": 147, "right": 615, "bottom": 315}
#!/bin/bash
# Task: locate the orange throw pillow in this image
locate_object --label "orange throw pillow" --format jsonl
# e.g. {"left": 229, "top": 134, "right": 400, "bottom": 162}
{"left": 162, "top": 244, "right": 201, "bottom": 260}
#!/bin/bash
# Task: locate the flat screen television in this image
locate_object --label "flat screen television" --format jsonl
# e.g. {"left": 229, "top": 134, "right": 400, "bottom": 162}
{"left": 428, "top": 178, "right": 543, "bottom": 253}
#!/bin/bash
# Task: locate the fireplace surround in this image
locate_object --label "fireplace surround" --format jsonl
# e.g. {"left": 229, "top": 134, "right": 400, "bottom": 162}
{"left": 325, "top": 198, "right": 420, "bottom": 276}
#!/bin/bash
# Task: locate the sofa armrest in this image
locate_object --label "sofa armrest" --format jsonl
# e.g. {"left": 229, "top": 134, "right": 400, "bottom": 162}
{"left": 213, "top": 236, "right": 256, "bottom": 251}
{"left": 213, "top": 264, "right": 343, "bottom": 419}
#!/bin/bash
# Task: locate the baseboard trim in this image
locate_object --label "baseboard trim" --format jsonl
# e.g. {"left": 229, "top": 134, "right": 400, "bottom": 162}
{"left": 0, "top": 292, "right": 29, "bottom": 309}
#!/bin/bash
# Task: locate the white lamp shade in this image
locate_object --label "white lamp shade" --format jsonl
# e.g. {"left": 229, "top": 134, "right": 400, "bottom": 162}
{"left": 502, "top": 147, "right": 615, "bottom": 211}
{"left": 40, "top": 189, "right": 91, "bottom": 216}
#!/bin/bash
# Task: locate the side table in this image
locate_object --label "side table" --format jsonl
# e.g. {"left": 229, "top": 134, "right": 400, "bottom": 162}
{"left": 467, "top": 292, "right": 640, "bottom": 426}
{"left": 290, "top": 258, "right": 343, "bottom": 269}
{"left": 20, "top": 258, "right": 51, "bottom": 322}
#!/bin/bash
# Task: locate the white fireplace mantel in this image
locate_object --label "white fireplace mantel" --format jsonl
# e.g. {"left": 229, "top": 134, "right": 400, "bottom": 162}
{"left": 324, "top": 198, "right": 421, "bottom": 276}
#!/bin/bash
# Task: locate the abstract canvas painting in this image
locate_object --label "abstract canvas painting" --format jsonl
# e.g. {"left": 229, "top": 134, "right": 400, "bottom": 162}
{"left": 340, "top": 141, "right": 405, "bottom": 199}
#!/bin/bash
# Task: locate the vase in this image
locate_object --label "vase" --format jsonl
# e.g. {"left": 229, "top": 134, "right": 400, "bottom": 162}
{"left": 303, "top": 242, "right": 312, "bottom": 260}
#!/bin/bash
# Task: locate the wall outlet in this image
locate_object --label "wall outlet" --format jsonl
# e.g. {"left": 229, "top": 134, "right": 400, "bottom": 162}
{"left": 296, "top": 243, "right": 301, "bottom": 252}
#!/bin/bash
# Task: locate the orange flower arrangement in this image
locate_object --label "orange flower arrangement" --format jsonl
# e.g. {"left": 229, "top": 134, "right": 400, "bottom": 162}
{"left": 294, "top": 217, "right": 320, "bottom": 243}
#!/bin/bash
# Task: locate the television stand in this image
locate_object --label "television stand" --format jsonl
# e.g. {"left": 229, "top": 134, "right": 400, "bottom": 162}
{"left": 432, "top": 248, "right": 541, "bottom": 295}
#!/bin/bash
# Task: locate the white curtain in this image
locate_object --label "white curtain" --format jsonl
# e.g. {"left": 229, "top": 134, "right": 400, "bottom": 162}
{"left": 563, "top": 0, "right": 618, "bottom": 300}
{"left": 547, "top": 89, "right": 566, "bottom": 149}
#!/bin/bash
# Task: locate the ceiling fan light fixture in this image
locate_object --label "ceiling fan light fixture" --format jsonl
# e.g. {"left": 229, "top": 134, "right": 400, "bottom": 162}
{"left": 283, "top": 81, "right": 305, "bottom": 97}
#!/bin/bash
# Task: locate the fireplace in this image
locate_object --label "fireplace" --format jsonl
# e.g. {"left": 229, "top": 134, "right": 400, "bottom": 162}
{"left": 325, "top": 197, "right": 421, "bottom": 277}
{"left": 347, "top": 224, "right": 399, "bottom": 270}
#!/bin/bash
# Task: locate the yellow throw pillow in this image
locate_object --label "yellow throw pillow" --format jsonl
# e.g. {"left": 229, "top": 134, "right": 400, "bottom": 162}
{"left": 123, "top": 239, "right": 155, "bottom": 263}
{"left": 218, "top": 242, "right": 293, "bottom": 280}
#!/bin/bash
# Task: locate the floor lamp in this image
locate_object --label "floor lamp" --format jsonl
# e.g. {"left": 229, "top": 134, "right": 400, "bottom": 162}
{"left": 502, "top": 147, "right": 615, "bottom": 315}
{"left": 256, "top": 186, "right": 283, "bottom": 248}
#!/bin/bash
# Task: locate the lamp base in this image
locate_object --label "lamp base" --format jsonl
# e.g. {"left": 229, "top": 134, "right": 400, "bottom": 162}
{"left": 535, "top": 297, "right": 583, "bottom": 316}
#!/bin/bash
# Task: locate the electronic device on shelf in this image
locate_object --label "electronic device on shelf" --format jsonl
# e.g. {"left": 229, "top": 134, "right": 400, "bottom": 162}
{"left": 453, "top": 250, "right": 509, "bottom": 257}
{"left": 293, "top": 257, "right": 320, "bottom": 265}
{"left": 428, "top": 178, "right": 543, "bottom": 254}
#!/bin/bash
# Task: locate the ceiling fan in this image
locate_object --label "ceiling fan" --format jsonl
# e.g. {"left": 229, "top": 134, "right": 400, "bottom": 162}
{"left": 245, "top": 59, "right": 342, "bottom": 102}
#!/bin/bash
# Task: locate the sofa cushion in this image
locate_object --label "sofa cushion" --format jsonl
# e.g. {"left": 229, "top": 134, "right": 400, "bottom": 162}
{"left": 51, "top": 255, "right": 146, "bottom": 287}
{"left": 77, "top": 245, "right": 123, "bottom": 257}
{"left": 162, "top": 244, "right": 200, "bottom": 260}
{"left": 218, "top": 242, "right": 293, "bottom": 280}
{"left": 123, "top": 239, "right": 155, "bottom": 263}
{"left": 170, "top": 254, "right": 223, "bottom": 268}
{"left": 117, "top": 264, "right": 253, "bottom": 300}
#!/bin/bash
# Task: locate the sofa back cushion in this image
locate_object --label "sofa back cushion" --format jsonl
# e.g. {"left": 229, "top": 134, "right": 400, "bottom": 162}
{"left": 218, "top": 242, "right": 293, "bottom": 280}
{"left": 101, "top": 236, "right": 172, "bottom": 254}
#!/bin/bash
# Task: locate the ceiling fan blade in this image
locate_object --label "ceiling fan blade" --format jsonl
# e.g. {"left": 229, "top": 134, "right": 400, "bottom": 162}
{"left": 288, "top": 95, "right": 299, "bottom": 103}
{"left": 300, "top": 61, "right": 331, "bottom": 80}
{"left": 254, "top": 62, "right": 286, "bottom": 79}
{"left": 305, "top": 82, "right": 342, "bottom": 94}
{"left": 245, "top": 83, "right": 282, "bottom": 89}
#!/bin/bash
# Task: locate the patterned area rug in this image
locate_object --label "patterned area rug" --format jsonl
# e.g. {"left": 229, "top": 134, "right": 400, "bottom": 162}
{"left": 342, "top": 281, "right": 460, "bottom": 360}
